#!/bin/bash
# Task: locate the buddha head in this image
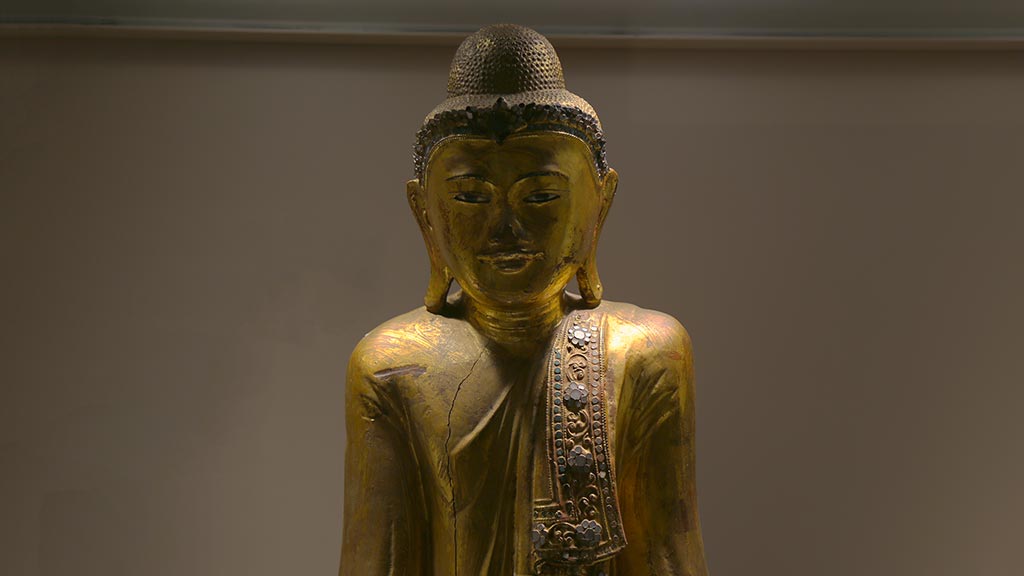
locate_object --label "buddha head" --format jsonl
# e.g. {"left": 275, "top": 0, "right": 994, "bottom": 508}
{"left": 407, "top": 24, "right": 618, "bottom": 314}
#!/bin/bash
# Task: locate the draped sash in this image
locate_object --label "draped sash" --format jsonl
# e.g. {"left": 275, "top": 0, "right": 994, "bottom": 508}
{"left": 526, "top": 311, "right": 626, "bottom": 575}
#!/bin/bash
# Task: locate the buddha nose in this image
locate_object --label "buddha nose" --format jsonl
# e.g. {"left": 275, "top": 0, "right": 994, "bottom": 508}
{"left": 490, "top": 203, "right": 526, "bottom": 246}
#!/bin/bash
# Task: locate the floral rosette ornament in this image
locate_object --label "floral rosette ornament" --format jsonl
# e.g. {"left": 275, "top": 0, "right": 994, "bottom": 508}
{"left": 575, "top": 519, "right": 603, "bottom": 547}
{"left": 568, "top": 324, "right": 593, "bottom": 349}
{"left": 564, "top": 381, "right": 588, "bottom": 409}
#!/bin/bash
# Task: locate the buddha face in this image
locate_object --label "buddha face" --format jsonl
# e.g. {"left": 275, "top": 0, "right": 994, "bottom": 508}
{"left": 408, "top": 132, "right": 617, "bottom": 308}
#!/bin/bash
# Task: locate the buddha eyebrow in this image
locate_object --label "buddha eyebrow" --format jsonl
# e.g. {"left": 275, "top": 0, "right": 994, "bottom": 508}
{"left": 446, "top": 174, "right": 489, "bottom": 182}
{"left": 517, "top": 170, "right": 569, "bottom": 182}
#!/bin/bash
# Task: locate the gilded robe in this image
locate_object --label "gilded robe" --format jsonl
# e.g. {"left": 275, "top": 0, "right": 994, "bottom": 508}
{"left": 341, "top": 300, "right": 707, "bottom": 575}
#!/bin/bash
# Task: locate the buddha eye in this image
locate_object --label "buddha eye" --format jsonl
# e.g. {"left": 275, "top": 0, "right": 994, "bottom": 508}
{"left": 452, "top": 192, "right": 491, "bottom": 204}
{"left": 523, "top": 191, "right": 562, "bottom": 204}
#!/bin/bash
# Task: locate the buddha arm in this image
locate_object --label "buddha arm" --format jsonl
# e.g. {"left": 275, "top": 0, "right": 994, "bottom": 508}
{"left": 340, "top": 347, "right": 427, "bottom": 576}
{"left": 615, "top": 319, "right": 709, "bottom": 576}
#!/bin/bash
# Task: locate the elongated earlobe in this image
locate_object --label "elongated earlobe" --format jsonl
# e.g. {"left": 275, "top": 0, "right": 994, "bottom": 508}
{"left": 424, "top": 263, "right": 454, "bottom": 313}
{"left": 577, "top": 257, "right": 603, "bottom": 308}
{"left": 577, "top": 168, "right": 618, "bottom": 308}
{"left": 407, "top": 179, "right": 453, "bottom": 313}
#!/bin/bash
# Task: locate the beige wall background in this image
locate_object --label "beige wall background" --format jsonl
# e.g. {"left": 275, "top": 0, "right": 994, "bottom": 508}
{"left": 2, "top": 36, "right": 1023, "bottom": 576}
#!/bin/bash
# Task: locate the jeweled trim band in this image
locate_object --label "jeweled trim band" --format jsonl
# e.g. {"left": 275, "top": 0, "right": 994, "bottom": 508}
{"left": 531, "top": 312, "right": 625, "bottom": 574}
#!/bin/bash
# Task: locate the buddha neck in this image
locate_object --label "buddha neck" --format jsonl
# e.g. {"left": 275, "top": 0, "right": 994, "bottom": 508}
{"left": 461, "top": 292, "right": 571, "bottom": 349}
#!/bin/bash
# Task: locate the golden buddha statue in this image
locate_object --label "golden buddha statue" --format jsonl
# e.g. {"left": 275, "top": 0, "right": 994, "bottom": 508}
{"left": 341, "top": 24, "right": 709, "bottom": 576}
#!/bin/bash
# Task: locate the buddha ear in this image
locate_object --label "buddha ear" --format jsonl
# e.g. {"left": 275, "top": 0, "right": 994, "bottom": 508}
{"left": 577, "top": 168, "right": 618, "bottom": 308}
{"left": 597, "top": 168, "right": 618, "bottom": 228}
{"left": 407, "top": 179, "right": 453, "bottom": 313}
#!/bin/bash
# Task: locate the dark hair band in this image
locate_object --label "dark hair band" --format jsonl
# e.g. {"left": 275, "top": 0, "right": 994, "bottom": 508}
{"left": 414, "top": 98, "right": 608, "bottom": 181}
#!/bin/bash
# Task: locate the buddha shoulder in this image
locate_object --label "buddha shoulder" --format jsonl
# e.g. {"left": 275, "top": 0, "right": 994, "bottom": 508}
{"left": 598, "top": 300, "right": 694, "bottom": 374}
{"left": 346, "top": 306, "right": 482, "bottom": 390}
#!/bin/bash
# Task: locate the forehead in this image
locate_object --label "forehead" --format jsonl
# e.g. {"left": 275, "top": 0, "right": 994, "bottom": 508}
{"left": 426, "top": 132, "right": 596, "bottom": 181}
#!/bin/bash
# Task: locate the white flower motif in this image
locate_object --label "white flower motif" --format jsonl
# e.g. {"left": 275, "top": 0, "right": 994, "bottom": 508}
{"left": 564, "top": 381, "right": 588, "bottom": 408}
{"left": 575, "top": 519, "right": 603, "bottom": 547}
{"left": 531, "top": 523, "right": 547, "bottom": 547}
{"left": 568, "top": 325, "right": 592, "bottom": 348}
{"left": 567, "top": 445, "right": 593, "bottom": 472}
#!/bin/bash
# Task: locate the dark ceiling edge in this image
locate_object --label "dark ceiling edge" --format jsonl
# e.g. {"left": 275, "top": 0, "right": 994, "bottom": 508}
{"left": 3, "top": 24, "right": 1024, "bottom": 50}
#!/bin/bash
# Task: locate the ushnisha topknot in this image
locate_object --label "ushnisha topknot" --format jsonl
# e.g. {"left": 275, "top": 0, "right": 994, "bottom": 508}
{"left": 414, "top": 24, "right": 607, "bottom": 180}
